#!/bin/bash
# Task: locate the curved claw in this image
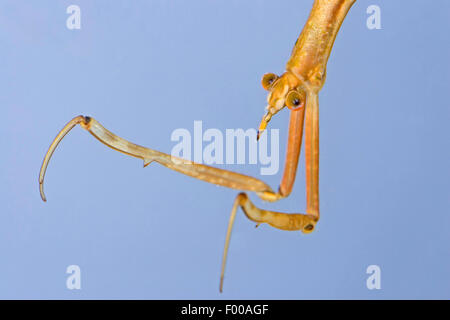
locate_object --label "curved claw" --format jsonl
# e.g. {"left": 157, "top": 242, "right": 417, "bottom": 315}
{"left": 39, "top": 115, "right": 90, "bottom": 202}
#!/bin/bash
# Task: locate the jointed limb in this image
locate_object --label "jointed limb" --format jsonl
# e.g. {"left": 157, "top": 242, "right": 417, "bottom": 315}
{"left": 39, "top": 116, "right": 281, "bottom": 202}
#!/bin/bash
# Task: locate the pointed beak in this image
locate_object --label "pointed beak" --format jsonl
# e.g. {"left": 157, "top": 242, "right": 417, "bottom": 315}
{"left": 257, "top": 109, "right": 272, "bottom": 141}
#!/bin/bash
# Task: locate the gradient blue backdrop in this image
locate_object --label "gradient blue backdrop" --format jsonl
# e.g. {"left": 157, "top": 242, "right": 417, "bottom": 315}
{"left": 0, "top": 0, "right": 449, "bottom": 299}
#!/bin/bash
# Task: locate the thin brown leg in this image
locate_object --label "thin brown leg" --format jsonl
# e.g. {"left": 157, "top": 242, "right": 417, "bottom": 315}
{"left": 304, "top": 92, "right": 320, "bottom": 220}
{"left": 279, "top": 105, "right": 306, "bottom": 197}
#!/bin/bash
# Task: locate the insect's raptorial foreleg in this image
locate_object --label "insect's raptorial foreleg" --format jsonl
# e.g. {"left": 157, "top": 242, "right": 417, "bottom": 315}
{"left": 39, "top": 116, "right": 285, "bottom": 202}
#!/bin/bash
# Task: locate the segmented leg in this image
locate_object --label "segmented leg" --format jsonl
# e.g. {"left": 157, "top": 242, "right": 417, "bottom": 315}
{"left": 219, "top": 192, "right": 318, "bottom": 292}
{"left": 39, "top": 107, "right": 306, "bottom": 205}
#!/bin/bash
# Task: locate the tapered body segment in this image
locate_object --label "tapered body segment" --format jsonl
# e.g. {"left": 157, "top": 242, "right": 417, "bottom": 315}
{"left": 287, "top": 0, "right": 356, "bottom": 88}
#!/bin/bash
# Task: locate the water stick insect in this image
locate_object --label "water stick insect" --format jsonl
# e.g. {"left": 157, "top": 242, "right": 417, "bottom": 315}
{"left": 39, "top": 0, "right": 356, "bottom": 292}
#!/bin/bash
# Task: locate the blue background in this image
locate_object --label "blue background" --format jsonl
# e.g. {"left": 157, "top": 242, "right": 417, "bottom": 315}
{"left": 0, "top": 0, "right": 449, "bottom": 299}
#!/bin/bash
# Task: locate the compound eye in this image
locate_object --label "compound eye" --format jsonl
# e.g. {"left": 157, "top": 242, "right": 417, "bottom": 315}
{"left": 261, "top": 73, "right": 278, "bottom": 90}
{"left": 285, "top": 90, "right": 305, "bottom": 111}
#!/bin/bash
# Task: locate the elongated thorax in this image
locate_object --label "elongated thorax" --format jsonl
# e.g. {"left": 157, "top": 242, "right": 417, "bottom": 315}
{"left": 286, "top": 0, "right": 356, "bottom": 90}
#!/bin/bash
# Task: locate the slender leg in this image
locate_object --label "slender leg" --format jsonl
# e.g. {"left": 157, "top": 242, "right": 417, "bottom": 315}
{"left": 279, "top": 103, "right": 306, "bottom": 197}
{"left": 39, "top": 116, "right": 277, "bottom": 202}
{"left": 219, "top": 192, "right": 317, "bottom": 292}
{"left": 304, "top": 92, "right": 320, "bottom": 220}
